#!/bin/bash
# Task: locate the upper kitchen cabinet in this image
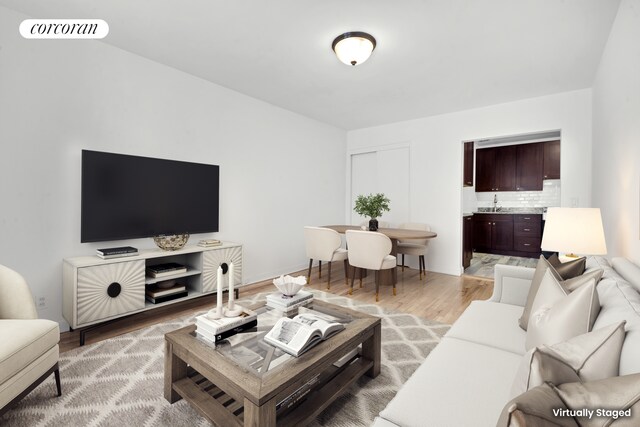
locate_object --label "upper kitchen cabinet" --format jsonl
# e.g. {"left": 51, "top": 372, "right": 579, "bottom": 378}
{"left": 516, "top": 142, "right": 543, "bottom": 191}
{"left": 475, "top": 141, "right": 557, "bottom": 192}
{"left": 463, "top": 141, "right": 474, "bottom": 187}
{"left": 475, "top": 146, "right": 516, "bottom": 192}
{"left": 543, "top": 140, "right": 561, "bottom": 179}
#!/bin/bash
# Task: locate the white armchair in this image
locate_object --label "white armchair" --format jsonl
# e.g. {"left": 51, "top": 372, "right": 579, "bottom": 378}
{"left": 0, "top": 265, "right": 61, "bottom": 416}
{"left": 304, "top": 226, "right": 349, "bottom": 289}
{"left": 346, "top": 230, "right": 397, "bottom": 302}
{"left": 397, "top": 222, "right": 431, "bottom": 280}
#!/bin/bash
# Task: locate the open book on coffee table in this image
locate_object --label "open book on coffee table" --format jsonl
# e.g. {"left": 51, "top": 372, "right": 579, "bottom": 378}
{"left": 264, "top": 313, "right": 345, "bottom": 357}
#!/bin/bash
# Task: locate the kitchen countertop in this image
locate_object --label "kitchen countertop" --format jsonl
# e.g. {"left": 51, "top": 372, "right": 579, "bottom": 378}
{"left": 474, "top": 207, "right": 546, "bottom": 215}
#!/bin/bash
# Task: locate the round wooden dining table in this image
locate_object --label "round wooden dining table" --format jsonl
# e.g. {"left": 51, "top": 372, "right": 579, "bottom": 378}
{"left": 322, "top": 225, "right": 437, "bottom": 287}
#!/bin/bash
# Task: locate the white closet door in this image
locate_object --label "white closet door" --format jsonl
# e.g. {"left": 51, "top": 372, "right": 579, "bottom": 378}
{"left": 350, "top": 146, "right": 410, "bottom": 227}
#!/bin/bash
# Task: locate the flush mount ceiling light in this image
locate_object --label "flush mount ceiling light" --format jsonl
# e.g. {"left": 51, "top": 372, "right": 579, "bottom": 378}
{"left": 332, "top": 32, "right": 376, "bottom": 66}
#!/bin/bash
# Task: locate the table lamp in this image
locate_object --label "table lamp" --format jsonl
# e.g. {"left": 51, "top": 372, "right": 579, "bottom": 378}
{"left": 541, "top": 207, "right": 607, "bottom": 257}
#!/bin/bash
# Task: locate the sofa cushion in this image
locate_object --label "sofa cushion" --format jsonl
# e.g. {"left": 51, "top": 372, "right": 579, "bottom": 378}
{"left": 0, "top": 319, "right": 59, "bottom": 384}
{"left": 511, "top": 322, "right": 626, "bottom": 397}
{"left": 445, "top": 301, "right": 526, "bottom": 355}
{"left": 611, "top": 257, "right": 640, "bottom": 293}
{"left": 593, "top": 276, "right": 640, "bottom": 376}
{"left": 526, "top": 271, "right": 599, "bottom": 350}
{"left": 379, "top": 337, "right": 522, "bottom": 427}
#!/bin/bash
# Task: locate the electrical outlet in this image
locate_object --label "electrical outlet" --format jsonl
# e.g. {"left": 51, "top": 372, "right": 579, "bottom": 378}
{"left": 571, "top": 197, "right": 579, "bottom": 207}
{"left": 35, "top": 295, "right": 47, "bottom": 309}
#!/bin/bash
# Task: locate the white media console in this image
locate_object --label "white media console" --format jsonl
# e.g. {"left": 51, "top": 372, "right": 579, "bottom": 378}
{"left": 63, "top": 242, "right": 243, "bottom": 343}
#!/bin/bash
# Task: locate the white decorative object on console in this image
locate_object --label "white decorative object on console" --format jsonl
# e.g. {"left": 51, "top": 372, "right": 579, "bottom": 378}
{"left": 63, "top": 242, "right": 242, "bottom": 344}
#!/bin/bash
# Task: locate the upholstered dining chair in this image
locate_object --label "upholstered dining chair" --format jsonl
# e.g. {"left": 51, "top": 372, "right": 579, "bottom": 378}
{"left": 0, "top": 265, "right": 61, "bottom": 417}
{"left": 397, "top": 222, "right": 431, "bottom": 280}
{"left": 345, "top": 230, "right": 397, "bottom": 302}
{"left": 304, "top": 226, "right": 349, "bottom": 289}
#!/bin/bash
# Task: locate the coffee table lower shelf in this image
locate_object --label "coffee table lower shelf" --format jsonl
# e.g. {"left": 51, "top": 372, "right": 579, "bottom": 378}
{"left": 171, "top": 357, "right": 374, "bottom": 427}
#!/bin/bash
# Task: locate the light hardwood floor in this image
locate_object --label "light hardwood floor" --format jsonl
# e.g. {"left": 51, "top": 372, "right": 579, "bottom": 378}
{"left": 60, "top": 263, "right": 493, "bottom": 353}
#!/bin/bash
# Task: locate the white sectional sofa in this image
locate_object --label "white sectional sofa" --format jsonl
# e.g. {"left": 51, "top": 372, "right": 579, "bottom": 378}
{"left": 372, "top": 257, "right": 640, "bottom": 427}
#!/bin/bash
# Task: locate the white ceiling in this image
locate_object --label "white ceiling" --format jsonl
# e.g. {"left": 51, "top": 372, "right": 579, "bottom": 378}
{"left": 0, "top": 0, "right": 621, "bottom": 130}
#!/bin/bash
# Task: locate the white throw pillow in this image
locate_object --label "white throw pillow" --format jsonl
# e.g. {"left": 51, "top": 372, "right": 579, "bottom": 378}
{"left": 525, "top": 269, "right": 600, "bottom": 350}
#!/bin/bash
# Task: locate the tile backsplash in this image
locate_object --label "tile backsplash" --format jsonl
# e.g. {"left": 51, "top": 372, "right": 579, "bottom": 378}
{"left": 476, "top": 179, "right": 561, "bottom": 209}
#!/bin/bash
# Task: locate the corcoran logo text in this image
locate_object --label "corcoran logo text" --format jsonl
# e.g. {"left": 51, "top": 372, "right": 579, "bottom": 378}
{"left": 19, "top": 19, "right": 109, "bottom": 39}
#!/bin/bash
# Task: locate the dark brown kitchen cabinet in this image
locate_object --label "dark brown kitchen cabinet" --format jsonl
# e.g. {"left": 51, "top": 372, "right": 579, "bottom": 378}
{"left": 494, "top": 146, "right": 517, "bottom": 191}
{"left": 516, "top": 143, "right": 544, "bottom": 191}
{"left": 476, "top": 142, "right": 550, "bottom": 192}
{"left": 463, "top": 215, "right": 473, "bottom": 268}
{"left": 543, "top": 140, "right": 561, "bottom": 179}
{"left": 463, "top": 141, "right": 474, "bottom": 187}
{"left": 513, "top": 214, "right": 542, "bottom": 253}
{"left": 475, "top": 148, "right": 494, "bottom": 191}
{"left": 472, "top": 213, "right": 541, "bottom": 258}
{"left": 475, "top": 146, "right": 516, "bottom": 192}
{"left": 472, "top": 214, "right": 513, "bottom": 253}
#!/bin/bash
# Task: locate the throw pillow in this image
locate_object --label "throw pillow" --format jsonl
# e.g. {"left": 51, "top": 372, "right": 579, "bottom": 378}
{"left": 497, "top": 383, "right": 577, "bottom": 427}
{"left": 519, "top": 256, "right": 602, "bottom": 331}
{"left": 519, "top": 255, "right": 563, "bottom": 330}
{"left": 560, "top": 269, "right": 604, "bottom": 292}
{"left": 554, "top": 373, "right": 640, "bottom": 427}
{"left": 499, "top": 374, "right": 640, "bottom": 427}
{"left": 525, "top": 270, "right": 600, "bottom": 350}
{"left": 548, "top": 254, "right": 586, "bottom": 280}
{"left": 511, "top": 322, "right": 626, "bottom": 397}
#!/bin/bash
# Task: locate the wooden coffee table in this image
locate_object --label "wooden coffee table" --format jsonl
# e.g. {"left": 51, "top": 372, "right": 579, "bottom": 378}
{"left": 164, "top": 300, "right": 381, "bottom": 427}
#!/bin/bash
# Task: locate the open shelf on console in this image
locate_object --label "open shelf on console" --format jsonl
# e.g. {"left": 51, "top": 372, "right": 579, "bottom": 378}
{"left": 145, "top": 267, "right": 202, "bottom": 285}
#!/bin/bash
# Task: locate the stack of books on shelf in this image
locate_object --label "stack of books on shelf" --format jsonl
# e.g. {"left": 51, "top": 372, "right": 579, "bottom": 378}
{"left": 145, "top": 283, "right": 188, "bottom": 304}
{"left": 198, "top": 239, "right": 222, "bottom": 248}
{"left": 195, "top": 308, "right": 258, "bottom": 344}
{"left": 266, "top": 290, "right": 314, "bottom": 314}
{"left": 146, "top": 262, "right": 187, "bottom": 278}
{"left": 96, "top": 246, "right": 138, "bottom": 259}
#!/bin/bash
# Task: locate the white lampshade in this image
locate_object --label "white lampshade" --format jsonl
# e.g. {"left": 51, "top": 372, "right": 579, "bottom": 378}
{"left": 332, "top": 32, "right": 376, "bottom": 66}
{"left": 541, "top": 208, "right": 607, "bottom": 255}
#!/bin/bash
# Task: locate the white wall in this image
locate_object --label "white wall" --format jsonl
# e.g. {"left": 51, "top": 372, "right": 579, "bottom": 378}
{"left": 592, "top": 0, "right": 640, "bottom": 264}
{"left": 0, "top": 6, "right": 346, "bottom": 330}
{"left": 347, "top": 90, "right": 593, "bottom": 276}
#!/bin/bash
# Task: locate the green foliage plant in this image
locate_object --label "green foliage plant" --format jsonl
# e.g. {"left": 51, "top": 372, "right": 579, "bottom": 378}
{"left": 353, "top": 193, "right": 391, "bottom": 219}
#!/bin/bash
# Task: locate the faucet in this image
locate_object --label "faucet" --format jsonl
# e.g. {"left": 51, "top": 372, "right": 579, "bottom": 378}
{"left": 493, "top": 194, "right": 498, "bottom": 212}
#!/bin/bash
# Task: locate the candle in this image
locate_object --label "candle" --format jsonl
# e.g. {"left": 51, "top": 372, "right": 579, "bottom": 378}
{"left": 228, "top": 262, "right": 235, "bottom": 310}
{"left": 206, "top": 265, "right": 224, "bottom": 319}
{"left": 216, "top": 265, "right": 223, "bottom": 312}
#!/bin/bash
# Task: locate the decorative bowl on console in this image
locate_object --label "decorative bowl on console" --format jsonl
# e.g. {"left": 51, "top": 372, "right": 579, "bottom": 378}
{"left": 153, "top": 233, "right": 189, "bottom": 251}
{"left": 273, "top": 275, "right": 307, "bottom": 296}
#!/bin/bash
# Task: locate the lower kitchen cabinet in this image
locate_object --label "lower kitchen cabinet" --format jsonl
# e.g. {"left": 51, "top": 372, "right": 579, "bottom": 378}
{"left": 463, "top": 215, "right": 473, "bottom": 268}
{"left": 472, "top": 213, "right": 542, "bottom": 258}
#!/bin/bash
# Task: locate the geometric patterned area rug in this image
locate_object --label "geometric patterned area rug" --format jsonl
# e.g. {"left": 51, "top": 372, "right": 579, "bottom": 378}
{"left": 0, "top": 290, "right": 449, "bottom": 427}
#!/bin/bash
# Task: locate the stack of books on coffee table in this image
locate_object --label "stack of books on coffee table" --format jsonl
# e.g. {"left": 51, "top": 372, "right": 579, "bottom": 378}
{"left": 196, "top": 309, "right": 258, "bottom": 344}
{"left": 266, "top": 291, "right": 314, "bottom": 314}
{"left": 145, "top": 283, "right": 187, "bottom": 304}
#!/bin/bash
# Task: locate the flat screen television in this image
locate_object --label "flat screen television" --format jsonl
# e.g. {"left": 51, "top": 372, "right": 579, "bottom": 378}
{"left": 81, "top": 150, "right": 219, "bottom": 243}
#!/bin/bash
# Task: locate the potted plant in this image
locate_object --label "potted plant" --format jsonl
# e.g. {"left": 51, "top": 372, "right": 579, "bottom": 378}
{"left": 353, "top": 193, "right": 391, "bottom": 231}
